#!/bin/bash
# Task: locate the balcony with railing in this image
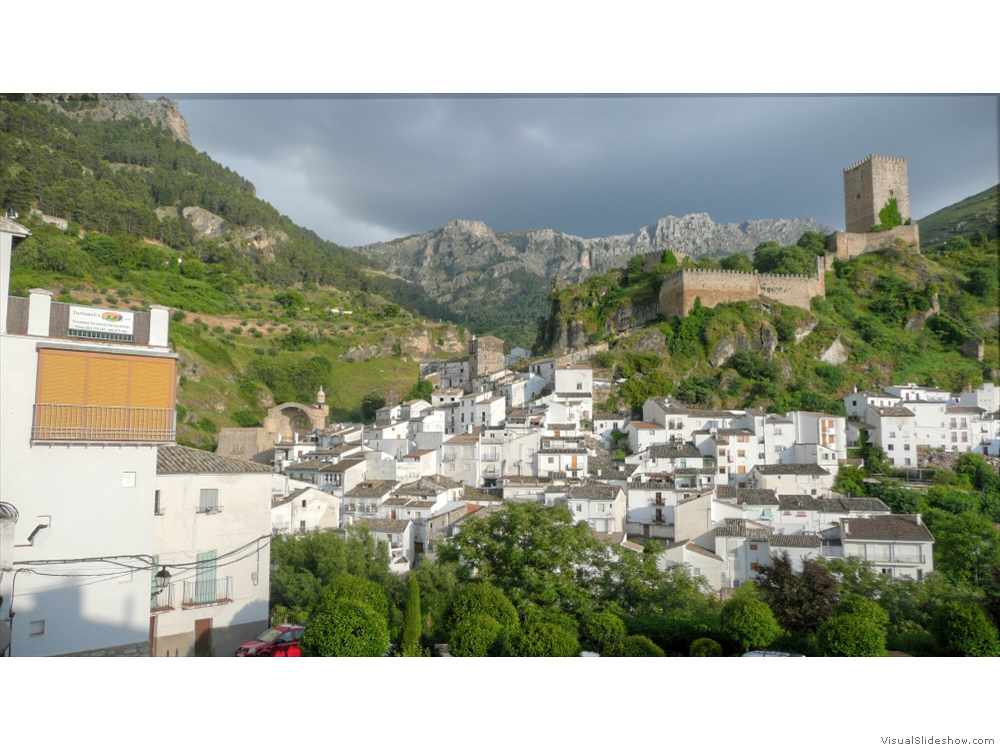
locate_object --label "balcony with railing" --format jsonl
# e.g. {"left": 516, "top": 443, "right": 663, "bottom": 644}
{"left": 32, "top": 404, "right": 176, "bottom": 443}
{"left": 182, "top": 577, "right": 234, "bottom": 608}
{"left": 151, "top": 584, "right": 175, "bottom": 613}
{"left": 857, "top": 552, "right": 927, "bottom": 564}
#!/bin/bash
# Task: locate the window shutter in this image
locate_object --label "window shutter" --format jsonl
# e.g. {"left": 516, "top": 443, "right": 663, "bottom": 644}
{"left": 86, "top": 355, "right": 131, "bottom": 406}
{"left": 199, "top": 489, "right": 219, "bottom": 511}
{"left": 130, "top": 358, "right": 175, "bottom": 408}
{"left": 36, "top": 349, "right": 88, "bottom": 404}
{"left": 195, "top": 550, "right": 217, "bottom": 603}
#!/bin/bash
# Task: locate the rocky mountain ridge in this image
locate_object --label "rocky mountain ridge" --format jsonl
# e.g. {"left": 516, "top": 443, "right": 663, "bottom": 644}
{"left": 358, "top": 213, "right": 836, "bottom": 294}
{"left": 25, "top": 93, "right": 193, "bottom": 145}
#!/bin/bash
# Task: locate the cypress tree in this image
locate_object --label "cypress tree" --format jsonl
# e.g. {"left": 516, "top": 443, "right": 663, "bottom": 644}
{"left": 402, "top": 575, "right": 422, "bottom": 657}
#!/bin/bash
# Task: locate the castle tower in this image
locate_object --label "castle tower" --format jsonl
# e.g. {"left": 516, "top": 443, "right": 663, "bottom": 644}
{"left": 469, "top": 334, "right": 504, "bottom": 380}
{"left": 843, "top": 154, "right": 910, "bottom": 233}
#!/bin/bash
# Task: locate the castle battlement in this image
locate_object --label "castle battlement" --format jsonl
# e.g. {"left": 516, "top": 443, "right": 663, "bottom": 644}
{"left": 844, "top": 154, "right": 907, "bottom": 172}
{"left": 664, "top": 267, "right": 818, "bottom": 282}
{"left": 663, "top": 268, "right": 755, "bottom": 280}
{"left": 759, "top": 272, "right": 816, "bottom": 281}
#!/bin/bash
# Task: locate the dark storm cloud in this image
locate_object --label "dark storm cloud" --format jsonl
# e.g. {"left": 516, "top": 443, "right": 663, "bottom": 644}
{"left": 163, "top": 94, "right": 998, "bottom": 247}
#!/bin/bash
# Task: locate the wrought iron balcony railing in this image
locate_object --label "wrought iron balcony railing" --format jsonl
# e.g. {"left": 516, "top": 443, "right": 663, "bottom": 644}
{"left": 151, "top": 584, "right": 175, "bottom": 613}
{"left": 182, "top": 577, "right": 234, "bottom": 608}
{"left": 32, "top": 404, "right": 176, "bottom": 443}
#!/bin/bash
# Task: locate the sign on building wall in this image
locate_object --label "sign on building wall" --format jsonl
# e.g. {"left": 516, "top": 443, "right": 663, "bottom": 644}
{"left": 69, "top": 306, "right": 135, "bottom": 341}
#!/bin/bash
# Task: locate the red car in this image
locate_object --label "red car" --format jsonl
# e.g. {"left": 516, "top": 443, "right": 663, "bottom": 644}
{"left": 235, "top": 624, "right": 304, "bottom": 657}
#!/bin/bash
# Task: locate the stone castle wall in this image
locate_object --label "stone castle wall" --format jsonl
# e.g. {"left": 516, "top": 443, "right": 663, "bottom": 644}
{"left": 659, "top": 268, "right": 759, "bottom": 319}
{"left": 758, "top": 267, "right": 825, "bottom": 309}
{"left": 825, "top": 223, "right": 919, "bottom": 261}
{"left": 658, "top": 257, "right": 825, "bottom": 319}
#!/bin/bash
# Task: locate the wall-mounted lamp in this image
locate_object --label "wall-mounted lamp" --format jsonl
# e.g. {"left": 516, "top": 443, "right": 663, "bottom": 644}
{"left": 154, "top": 566, "right": 171, "bottom": 591}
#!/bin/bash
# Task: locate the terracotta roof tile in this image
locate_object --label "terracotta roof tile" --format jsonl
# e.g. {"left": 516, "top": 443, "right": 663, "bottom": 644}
{"left": 841, "top": 514, "right": 934, "bottom": 542}
{"left": 158, "top": 445, "right": 274, "bottom": 475}
{"left": 648, "top": 443, "right": 703, "bottom": 459}
{"left": 755, "top": 463, "right": 830, "bottom": 476}
{"left": 769, "top": 534, "right": 821, "bottom": 548}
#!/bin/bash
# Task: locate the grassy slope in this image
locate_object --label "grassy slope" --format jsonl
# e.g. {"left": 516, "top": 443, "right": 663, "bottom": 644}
{"left": 9, "top": 220, "right": 467, "bottom": 450}
{"left": 917, "top": 184, "right": 999, "bottom": 248}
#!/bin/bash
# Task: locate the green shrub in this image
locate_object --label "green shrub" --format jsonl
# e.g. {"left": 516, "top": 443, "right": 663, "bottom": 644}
{"left": 449, "top": 614, "right": 504, "bottom": 657}
{"left": 320, "top": 574, "right": 390, "bottom": 621}
{"left": 301, "top": 599, "right": 389, "bottom": 657}
{"left": 720, "top": 598, "right": 782, "bottom": 653}
{"left": 886, "top": 630, "right": 939, "bottom": 657}
{"left": 817, "top": 614, "right": 887, "bottom": 657}
{"left": 447, "top": 582, "right": 519, "bottom": 632}
{"left": 506, "top": 621, "right": 580, "bottom": 657}
{"left": 231, "top": 409, "right": 263, "bottom": 428}
{"left": 930, "top": 601, "right": 1000, "bottom": 657}
{"left": 689, "top": 637, "right": 723, "bottom": 657}
{"left": 835, "top": 593, "right": 890, "bottom": 633}
{"left": 581, "top": 612, "right": 626, "bottom": 653}
{"left": 605, "top": 635, "right": 665, "bottom": 657}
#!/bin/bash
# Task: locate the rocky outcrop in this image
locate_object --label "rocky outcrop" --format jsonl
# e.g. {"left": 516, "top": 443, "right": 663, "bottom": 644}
{"left": 819, "top": 335, "right": 851, "bottom": 366}
{"left": 710, "top": 323, "right": 778, "bottom": 368}
{"left": 29, "top": 94, "right": 193, "bottom": 145}
{"left": 341, "top": 327, "right": 468, "bottom": 363}
{"left": 182, "top": 206, "right": 226, "bottom": 239}
{"left": 794, "top": 320, "right": 817, "bottom": 344}
{"left": 541, "top": 316, "right": 591, "bottom": 356}
{"left": 603, "top": 298, "right": 660, "bottom": 336}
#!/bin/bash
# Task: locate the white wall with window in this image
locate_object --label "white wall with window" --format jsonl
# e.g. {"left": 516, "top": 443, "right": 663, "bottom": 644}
{"left": 153, "top": 445, "right": 273, "bottom": 657}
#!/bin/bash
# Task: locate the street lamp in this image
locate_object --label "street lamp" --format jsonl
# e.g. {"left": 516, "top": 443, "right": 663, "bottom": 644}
{"left": 154, "top": 566, "right": 171, "bottom": 591}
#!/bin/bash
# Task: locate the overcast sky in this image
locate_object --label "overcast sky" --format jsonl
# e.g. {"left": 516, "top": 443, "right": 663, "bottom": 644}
{"left": 155, "top": 95, "right": 998, "bottom": 248}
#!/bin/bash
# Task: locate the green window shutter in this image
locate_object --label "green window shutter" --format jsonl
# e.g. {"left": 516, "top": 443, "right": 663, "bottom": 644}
{"left": 195, "top": 550, "right": 217, "bottom": 603}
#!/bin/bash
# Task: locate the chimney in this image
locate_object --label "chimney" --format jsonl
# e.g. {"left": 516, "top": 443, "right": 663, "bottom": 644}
{"left": 27, "top": 288, "right": 53, "bottom": 337}
{"left": 149, "top": 305, "right": 170, "bottom": 347}
{"left": 915, "top": 513, "right": 922, "bottom": 526}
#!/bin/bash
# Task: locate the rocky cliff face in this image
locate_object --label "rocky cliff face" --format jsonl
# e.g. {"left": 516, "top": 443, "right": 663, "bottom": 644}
{"left": 28, "top": 93, "right": 193, "bottom": 145}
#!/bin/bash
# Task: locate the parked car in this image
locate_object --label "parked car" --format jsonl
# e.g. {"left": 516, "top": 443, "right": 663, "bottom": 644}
{"left": 235, "top": 624, "right": 304, "bottom": 657}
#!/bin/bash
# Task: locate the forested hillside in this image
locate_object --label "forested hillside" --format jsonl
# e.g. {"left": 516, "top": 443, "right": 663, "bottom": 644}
{"left": 0, "top": 95, "right": 451, "bottom": 320}
{"left": 0, "top": 95, "right": 470, "bottom": 449}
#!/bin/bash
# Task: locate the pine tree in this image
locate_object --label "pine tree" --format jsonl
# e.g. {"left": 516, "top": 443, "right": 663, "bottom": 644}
{"left": 401, "top": 575, "right": 422, "bottom": 657}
